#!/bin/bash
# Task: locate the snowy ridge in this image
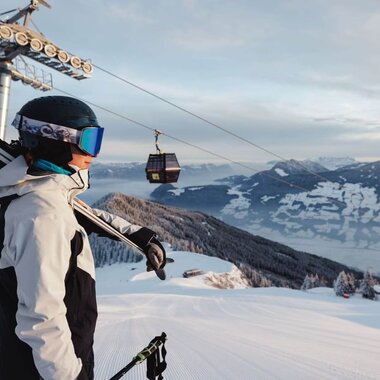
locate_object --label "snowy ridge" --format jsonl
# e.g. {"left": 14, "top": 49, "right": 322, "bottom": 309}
{"left": 94, "top": 251, "right": 380, "bottom": 380}
{"left": 264, "top": 157, "right": 358, "bottom": 171}
{"left": 270, "top": 159, "right": 329, "bottom": 175}
{"left": 310, "top": 157, "right": 359, "bottom": 171}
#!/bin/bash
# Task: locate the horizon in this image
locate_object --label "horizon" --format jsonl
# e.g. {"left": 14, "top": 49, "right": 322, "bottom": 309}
{"left": 92, "top": 155, "right": 372, "bottom": 166}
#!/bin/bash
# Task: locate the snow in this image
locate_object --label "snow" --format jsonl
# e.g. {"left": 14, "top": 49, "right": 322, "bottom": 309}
{"left": 271, "top": 181, "right": 380, "bottom": 244}
{"left": 261, "top": 195, "right": 278, "bottom": 203}
{"left": 165, "top": 187, "right": 204, "bottom": 197}
{"left": 221, "top": 186, "right": 250, "bottom": 219}
{"left": 168, "top": 188, "right": 185, "bottom": 196}
{"left": 94, "top": 252, "right": 380, "bottom": 380}
{"left": 310, "top": 157, "right": 358, "bottom": 171}
{"left": 275, "top": 168, "right": 289, "bottom": 177}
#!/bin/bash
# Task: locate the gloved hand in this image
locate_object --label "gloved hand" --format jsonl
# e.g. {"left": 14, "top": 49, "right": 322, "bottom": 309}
{"left": 144, "top": 239, "right": 166, "bottom": 272}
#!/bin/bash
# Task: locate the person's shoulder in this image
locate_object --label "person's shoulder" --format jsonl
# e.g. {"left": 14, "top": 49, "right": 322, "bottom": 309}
{"left": 10, "top": 189, "right": 76, "bottom": 225}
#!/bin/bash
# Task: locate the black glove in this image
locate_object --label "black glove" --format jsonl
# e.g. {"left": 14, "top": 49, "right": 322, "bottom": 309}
{"left": 144, "top": 238, "right": 166, "bottom": 272}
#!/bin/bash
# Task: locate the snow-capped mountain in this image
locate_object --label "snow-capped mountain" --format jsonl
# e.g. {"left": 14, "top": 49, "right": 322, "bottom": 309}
{"left": 271, "top": 159, "right": 328, "bottom": 176}
{"left": 266, "top": 157, "right": 358, "bottom": 172}
{"left": 310, "top": 156, "right": 359, "bottom": 171}
{"left": 150, "top": 160, "right": 380, "bottom": 271}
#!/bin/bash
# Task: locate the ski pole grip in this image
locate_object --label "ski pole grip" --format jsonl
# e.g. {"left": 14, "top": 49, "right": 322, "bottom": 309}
{"left": 134, "top": 332, "right": 167, "bottom": 364}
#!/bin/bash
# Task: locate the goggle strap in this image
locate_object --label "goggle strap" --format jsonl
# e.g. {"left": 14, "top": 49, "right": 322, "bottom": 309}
{"left": 12, "top": 114, "right": 81, "bottom": 145}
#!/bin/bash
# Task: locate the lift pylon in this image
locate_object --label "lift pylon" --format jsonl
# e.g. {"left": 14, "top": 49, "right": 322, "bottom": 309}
{"left": 0, "top": 0, "right": 93, "bottom": 139}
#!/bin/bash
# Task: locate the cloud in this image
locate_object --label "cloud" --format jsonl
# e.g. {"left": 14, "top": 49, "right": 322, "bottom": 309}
{"left": 167, "top": 4, "right": 277, "bottom": 50}
{"left": 313, "top": 116, "right": 380, "bottom": 128}
{"left": 4, "top": 0, "right": 380, "bottom": 165}
{"left": 108, "top": 2, "right": 154, "bottom": 24}
{"left": 337, "top": 131, "right": 380, "bottom": 142}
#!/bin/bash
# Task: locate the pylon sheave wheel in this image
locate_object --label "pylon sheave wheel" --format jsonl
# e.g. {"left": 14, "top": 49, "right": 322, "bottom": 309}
{"left": 70, "top": 56, "right": 82, "bottom": 69}
{"left": 0, "top": 25, "right": 13, "bottom": 40}
{"left": 57, "top": 50, "right": 70, "bottom": 63}
{"left": 82, "top": 61, "right": 93, "bottom": 74}
{"left": 30, "top": 38, "right": 43, "bottom": 52}
{"left": 15, "top": 32, "right": 29, "bottom": 46}
{"left": 44, "top": 44, "right": 57, "bottom": 57}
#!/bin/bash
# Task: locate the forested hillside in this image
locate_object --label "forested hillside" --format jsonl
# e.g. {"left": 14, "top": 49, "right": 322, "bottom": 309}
{"left": 89, "top": 192, "right": 363, "bottom": 288}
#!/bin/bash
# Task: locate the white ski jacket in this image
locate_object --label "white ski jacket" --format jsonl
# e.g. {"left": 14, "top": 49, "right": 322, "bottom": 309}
{"left": 0, "top": 156, "right": 154, "bottom": 380}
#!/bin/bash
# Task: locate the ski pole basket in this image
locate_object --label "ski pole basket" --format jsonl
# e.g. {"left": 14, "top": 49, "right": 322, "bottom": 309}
{"left": 145, "top": 130, "right": 181, "bottom": 183}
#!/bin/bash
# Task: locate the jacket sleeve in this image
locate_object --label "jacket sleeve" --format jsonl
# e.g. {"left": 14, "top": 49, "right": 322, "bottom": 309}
{"left": 7, "top": 212, "right": 83, "bottom": 380}
{"left": 76, "top": 207, "right": 156, "bottom": 249}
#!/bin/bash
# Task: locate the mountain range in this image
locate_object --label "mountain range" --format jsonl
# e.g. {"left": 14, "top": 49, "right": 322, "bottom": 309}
{"left": 84, "top": 157, "right": 380, "bottom": 271}
{"left": 90, "top": 162, "right": 251, "bottom": 183}
{"left": 88, "top": 192, "right": 363, "bottom": 288}
{"left": 149, "top": 159, "right": 380, "bottom": 271}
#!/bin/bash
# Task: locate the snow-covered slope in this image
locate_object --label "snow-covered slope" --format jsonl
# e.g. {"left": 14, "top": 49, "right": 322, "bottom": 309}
{"left": 94, "top": 252, "right": 380, "bottom": 380}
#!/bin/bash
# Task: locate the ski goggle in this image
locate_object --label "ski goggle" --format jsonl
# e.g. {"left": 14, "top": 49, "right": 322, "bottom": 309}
{"left": 12, "top": 114, "right": 104, "bottom": 157}
{"left": 79, "top": 127, "right": 104, "bottom": 156}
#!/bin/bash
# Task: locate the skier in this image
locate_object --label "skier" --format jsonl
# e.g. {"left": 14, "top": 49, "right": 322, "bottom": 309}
{"left": 0, "top": 96, "right": 166, "bottom": 379}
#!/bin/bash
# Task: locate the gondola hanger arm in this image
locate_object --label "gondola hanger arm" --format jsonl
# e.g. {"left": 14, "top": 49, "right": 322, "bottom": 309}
{"left": 154, "top": 129, "right": 163, "bottom": 154}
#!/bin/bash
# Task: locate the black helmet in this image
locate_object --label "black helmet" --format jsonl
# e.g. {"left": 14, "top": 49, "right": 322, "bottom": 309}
{"left": 13, "top": 96, "right": 103, "bottom": 167}
{"left": 17, "top": 96, "right": 100, "bottom": 129}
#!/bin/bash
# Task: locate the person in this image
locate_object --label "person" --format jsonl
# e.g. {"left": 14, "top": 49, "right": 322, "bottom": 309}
{"left": 0, "top": 96, "right": 166, "bottom": 379}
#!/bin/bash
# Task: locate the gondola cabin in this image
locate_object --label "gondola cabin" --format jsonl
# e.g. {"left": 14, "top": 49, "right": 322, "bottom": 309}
{"left": 145, "top": 153, "right": 181, "bottom": 183}
{"left": 145, "top": 129, "right": 181, "bottom": 183}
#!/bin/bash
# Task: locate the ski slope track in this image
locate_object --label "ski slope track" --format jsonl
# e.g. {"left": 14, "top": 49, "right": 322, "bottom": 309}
{"left": 95, "top": 252, "right": 380, "bottom": 380}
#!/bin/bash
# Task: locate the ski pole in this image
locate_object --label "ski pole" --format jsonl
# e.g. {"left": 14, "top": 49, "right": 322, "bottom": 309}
{"left": 73, "top": 199, "right": 166, "bottom": 280}
{"left": 109, "top": 332, "right": 167, "bottom": 380}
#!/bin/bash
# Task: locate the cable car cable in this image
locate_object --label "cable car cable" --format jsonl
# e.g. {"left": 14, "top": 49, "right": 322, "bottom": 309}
{"left": 53, "top": 86, "right": 349, "bottom": 208}
{"left": 92, "top": 64, "right": 378, "bottom": 198}
{"left": 92, "top": 64, "right": 337, "bottom": 185}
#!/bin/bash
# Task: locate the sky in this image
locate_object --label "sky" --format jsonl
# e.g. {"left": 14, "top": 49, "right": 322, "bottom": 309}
{"left": 2, "top": 0, "right": 380, "bottom": 169}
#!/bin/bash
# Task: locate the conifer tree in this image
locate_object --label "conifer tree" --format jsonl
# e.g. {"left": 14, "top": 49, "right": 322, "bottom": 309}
{"left": 319, "top": 276, "right": 328, "bottom": 287}
{"left": 301, "top": 274, "right": 311, "bottom": 291}
{"left": 346, "top": 273, "right": 357, "bottom": 295}
{"left": 359, "top": 270, "right": 377, "bottom": 300}
{"left": 334, "top": 271, "right": 350, "bottom": 296}
{"left": 312, "top": 274, "right": 320, "bottom": 288}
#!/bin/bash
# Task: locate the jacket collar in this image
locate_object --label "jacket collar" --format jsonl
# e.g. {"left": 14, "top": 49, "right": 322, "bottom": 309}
{"left": 0, "top": 155, "right": 89, "bottom": 205}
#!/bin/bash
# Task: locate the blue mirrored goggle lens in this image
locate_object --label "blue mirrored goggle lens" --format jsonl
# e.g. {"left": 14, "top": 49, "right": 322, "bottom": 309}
{"left": 79, "top": 127, "right": 104, "bottom": 156}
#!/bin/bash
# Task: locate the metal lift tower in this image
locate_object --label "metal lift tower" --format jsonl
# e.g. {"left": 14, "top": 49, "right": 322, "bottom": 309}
{"left": 0, "top": 0, "right": 93, "bottom": 139}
